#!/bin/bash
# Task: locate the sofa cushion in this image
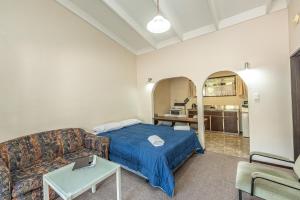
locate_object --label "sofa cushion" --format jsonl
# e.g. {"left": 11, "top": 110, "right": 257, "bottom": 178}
{"left": 11, "top": 157, "right": 69, "bottom": 198}
{"left": 57, "top": 128, "right": 85, "bottom": 154}
{"left": 0, "top": 130, "right": 62, "bottom": 171}
{"left": 0, "top": 135, "right": 42, "bottom": 171}
{"left": 63, "top": 148, "right": 98, "bottom": 162}
{"left": 35, "top": 130, "right": 62, "bottom": 162}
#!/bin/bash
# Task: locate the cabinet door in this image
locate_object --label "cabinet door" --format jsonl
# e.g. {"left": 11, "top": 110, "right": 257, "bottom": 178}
{"left": 224, "top": 117, "right": 238, "bottom": 133}
{"left": 211, "top": 116, "right": 223, "bottom": 132}
{"left": 224, "top": 112, "right": 238, "bottom": 133}
{"left": 204, "top": 116, "right": 210, "bottom": 131}
{"left": 291, "top": 52, "right": 300, "bottom": 160}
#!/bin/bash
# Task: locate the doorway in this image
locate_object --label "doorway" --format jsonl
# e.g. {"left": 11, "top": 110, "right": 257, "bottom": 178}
{"left": 153, "top": 77, "right": 198, "bottom": 129}
{"left": 291, "top": 49, "right": 300, "bottom": 160}
{"left": 202, "top": 71, "right": 249, "bottom": 157}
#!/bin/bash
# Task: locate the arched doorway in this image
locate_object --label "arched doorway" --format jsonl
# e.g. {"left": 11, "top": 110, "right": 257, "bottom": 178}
{"left": 153, "top": 77, "right": 198, "bottom": 129}
{"left": 202, "top": 71, "right": 249, "bottom": 157}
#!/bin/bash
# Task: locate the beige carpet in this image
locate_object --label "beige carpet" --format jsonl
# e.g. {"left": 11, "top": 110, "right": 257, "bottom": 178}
{"left": 72, "top": 151, "right": 260, "bottom": 200}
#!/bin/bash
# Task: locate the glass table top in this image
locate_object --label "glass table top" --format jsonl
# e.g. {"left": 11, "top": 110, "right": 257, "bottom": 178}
{"left": 44, "top": 156, "right": 120, "bottom": 198}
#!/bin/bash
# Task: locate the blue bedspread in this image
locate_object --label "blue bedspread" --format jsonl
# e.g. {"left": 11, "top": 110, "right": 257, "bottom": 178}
{"left": 98, "top": 123, "right": 203, "bottom": 197}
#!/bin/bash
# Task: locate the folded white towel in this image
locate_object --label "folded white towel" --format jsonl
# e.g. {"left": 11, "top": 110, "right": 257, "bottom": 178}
{"left": 174, "top": 125, "right": 191, "bottom": 131}
{"left": 148, "top": 135, "right": 165, "bottom": 147}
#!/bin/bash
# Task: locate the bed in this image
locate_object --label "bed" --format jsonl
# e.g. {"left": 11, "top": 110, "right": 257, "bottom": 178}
{"left": 97, "top": 123, "right": 204, "bottom": 197}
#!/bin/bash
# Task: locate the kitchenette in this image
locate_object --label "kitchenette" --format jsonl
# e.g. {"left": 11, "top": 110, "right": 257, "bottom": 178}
{"left": 204, "top": 103, "right": 249, "bottom": 137}
{"left": 202, "top": 71, "right": 250, "bottom": 157}
{"left": 202, "top": 72, "right": 249, "bottom": 137}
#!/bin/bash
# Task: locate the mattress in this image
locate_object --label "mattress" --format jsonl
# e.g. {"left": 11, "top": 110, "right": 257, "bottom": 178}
{"left": 98, "top": 123, "right": 204, "bottom": 197}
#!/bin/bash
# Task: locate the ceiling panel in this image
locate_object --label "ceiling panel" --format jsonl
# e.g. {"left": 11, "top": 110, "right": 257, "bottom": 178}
{"left": 163, "top": 0, "right": 214, "bottom": 32}
{"left": 115, "top": 0, "right": 177, "bottom": 43}
{"left": 214, "top": 0, "right": 266, "bottom": 19}
{"left": 70, "top": 0, "right": 151, "bottom": 51}
{"left": 57, "top": 0, "right": 289, "bottom": 55}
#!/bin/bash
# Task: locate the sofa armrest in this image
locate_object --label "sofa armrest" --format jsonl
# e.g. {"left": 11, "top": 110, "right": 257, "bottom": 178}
{"left": 0, "top": 158, "right": 11, "bottom": 200}
{"left": 250, "top": 171, "right": 300, "bottom": 196}
{"left": 83, "top": 132, "right": 110, "bottom": 160}
{"left": 250, "top": 151, "right": 294, "bottom": 164}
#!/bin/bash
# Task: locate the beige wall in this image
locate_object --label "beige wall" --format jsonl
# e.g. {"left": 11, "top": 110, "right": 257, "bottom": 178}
{"left": 170, "top": 77, "right": 195, "bottom": 105}
{"left": 0, "top": 0, "right": 137, "bottom": 142}
{"left": 153, "top": 77, "right": 197, "bottom": 116}
{"left": 153, "top": 79, "right": 171, "bottom": 116}
{"left": 203, "top": 71, "right": 248, "bottom": 106}
{"left": 137, "top": 10, "right": 293, "bottom": 159}
{"left": 288, "top": 0, "right": 300, "bottom": 54}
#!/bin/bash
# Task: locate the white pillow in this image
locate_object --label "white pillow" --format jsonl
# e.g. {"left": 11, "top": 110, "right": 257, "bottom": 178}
{"left": 158, "top": 121, "right": 172, "bottom": 126}
{"left": 93, "top": 122, "right": 123, "bottom": 133}
{"left": 174, "top": 125, "right": 191, "bottom": 131}
{"left": 120, "top": 119, "right": 142, "bottom": 127}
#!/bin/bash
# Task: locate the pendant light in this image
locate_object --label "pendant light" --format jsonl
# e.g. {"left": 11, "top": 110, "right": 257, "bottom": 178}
{"left": 147, "top": 0, "right": 171, "bottom": 34}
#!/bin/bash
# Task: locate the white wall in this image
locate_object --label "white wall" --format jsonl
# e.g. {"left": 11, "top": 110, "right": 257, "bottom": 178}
{"left": 288, "top": 0, "right": 300, "bottom": 54}
{"left": 0, "top": 0, "right": 137, "bottom": 142}
{"left": 153, "top": 77, "right": 197, "bottom": 116}
{"left": 169, "top": 77, "right": 190, "bottom": 105}
{"left": 137, "top": 10, "right": 294, "bottom": 159}
{"left": 153, "top": 79, "right": 171, "bottom": 116}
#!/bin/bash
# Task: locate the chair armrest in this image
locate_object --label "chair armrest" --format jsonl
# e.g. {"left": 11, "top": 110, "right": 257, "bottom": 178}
{"left": 83, "top": 132, "right": 110, "bottom": 160}
{"left": 0, "top": 158, "right": 11, "bottom": 200}
{"left": 250, "top": 171, "right": 300, "bottom": 196}
{"left": 250, "top": 151, "right": 294, "bottom": 164}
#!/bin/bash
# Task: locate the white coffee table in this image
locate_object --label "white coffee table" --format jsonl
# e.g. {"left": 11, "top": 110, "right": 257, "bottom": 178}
{"left": 43, "top": 156, "right": 121, "bottom": 200}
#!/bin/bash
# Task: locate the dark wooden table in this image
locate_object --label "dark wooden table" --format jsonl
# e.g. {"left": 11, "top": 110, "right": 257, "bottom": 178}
{"left": 153, "top": 116, "right": 198, "bottom": 126}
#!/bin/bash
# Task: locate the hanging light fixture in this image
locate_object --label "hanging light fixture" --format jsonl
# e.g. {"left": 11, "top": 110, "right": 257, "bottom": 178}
{"left": 147, "top": 0, "right": 171, "bottom": 34}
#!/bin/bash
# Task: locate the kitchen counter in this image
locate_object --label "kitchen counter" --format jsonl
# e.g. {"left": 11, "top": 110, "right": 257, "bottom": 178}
{"left": 204, "top": 109, "right": 240, "bottom": 134}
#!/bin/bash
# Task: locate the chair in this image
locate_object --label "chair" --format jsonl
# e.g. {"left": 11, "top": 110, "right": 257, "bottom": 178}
{"left": 235, "top": 151, "right": 300, "bottom": 200}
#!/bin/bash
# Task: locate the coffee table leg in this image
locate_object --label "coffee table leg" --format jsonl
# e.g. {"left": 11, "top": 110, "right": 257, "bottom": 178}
{"left": 92, "top": 185, "right": 96, "bottom": 193}
{"left": 43, "top": 179, "right": 49, "bottom": 200}
{"left": 116, "top": 167, "right": 121, "bottom": 200}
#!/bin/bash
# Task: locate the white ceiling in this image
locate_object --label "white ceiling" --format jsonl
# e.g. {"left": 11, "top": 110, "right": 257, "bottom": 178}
{"left": 56, "top": 0, "right": 289, "bottom": 55}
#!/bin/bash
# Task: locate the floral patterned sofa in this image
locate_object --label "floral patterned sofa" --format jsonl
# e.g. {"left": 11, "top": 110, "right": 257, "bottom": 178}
{"left": 0, "top": 128, "right": 109, "bottom": 200}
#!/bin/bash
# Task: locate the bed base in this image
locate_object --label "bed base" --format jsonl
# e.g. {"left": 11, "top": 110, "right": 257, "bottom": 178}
{"left": 119, "top": 150, "right": 196, "bottom": 180}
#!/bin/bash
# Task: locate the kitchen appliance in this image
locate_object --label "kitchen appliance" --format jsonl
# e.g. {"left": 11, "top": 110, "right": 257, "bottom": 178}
{"left": 192, "top": 103, "right": 197, "bottom": 109}
{"left": 241, "top": 101, "right": 249, "bottom": 137}
{"left": 170, "top": 102, "right": 186, "bottom": 116}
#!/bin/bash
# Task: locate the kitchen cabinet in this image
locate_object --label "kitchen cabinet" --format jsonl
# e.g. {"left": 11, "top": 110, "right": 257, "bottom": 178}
{"left": 204, "top": 110, "right": 239, "bottom": 134}
{"left": 211, "top": 116, "right": 223, "bottom": 132}
{"left": 224, "top": 111, "right": 238, "bottom": 133}
{"left": 204, "top": 116, "right": 210, "bottom": 131}
{"left": 210, "top": 111, "right": 223, "bottom": 132}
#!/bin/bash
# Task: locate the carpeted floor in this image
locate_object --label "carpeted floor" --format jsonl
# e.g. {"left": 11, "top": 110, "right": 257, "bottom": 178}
{"left": 72, "top": 151, "right": 260, "bottom": 200}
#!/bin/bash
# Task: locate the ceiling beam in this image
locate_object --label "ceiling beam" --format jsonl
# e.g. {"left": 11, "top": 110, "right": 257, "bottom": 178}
{"left": 207, "top": 0, "right": 219, "bottom": 30}
{"left": 102, "top": 0, "right": 157, "bottom": 49}
{"left": 55, "top": 0, "right": 137, "bottom": 54}
{"left": 265, "top": 0, "right": 273, "bottom": 14}
{"left": 152, "top": 0, "right": 184, "bottom": 41}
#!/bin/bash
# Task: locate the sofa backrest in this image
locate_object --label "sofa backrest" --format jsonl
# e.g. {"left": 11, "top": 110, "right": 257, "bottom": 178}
{"left": 0, "top": 128, "right": 85, "bottom": 171}
{"left": 57, "top": 128, "right": 85, "bottom": 154}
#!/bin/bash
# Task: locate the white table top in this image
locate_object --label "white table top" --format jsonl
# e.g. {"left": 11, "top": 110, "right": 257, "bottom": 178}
{"left": 43, "top": 156, "right": 120, "bottom": 199}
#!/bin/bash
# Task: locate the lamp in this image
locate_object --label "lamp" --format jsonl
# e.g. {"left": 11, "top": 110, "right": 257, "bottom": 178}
{"left": 294, "top": 14, "right": 300, "bottom": 24}
{"left": 147, "top": 0, "right": 171, "bottom": 34}
{"left": 146, "top": 78, "right": 154, "bottom": 91}
{"left": 244, "top": 62, "right": 250, "bottom": 70}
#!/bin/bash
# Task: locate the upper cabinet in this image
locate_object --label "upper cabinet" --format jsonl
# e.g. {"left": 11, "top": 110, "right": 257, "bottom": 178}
{"left": 203, "top": 76, "right": 236, "bottom": 97}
